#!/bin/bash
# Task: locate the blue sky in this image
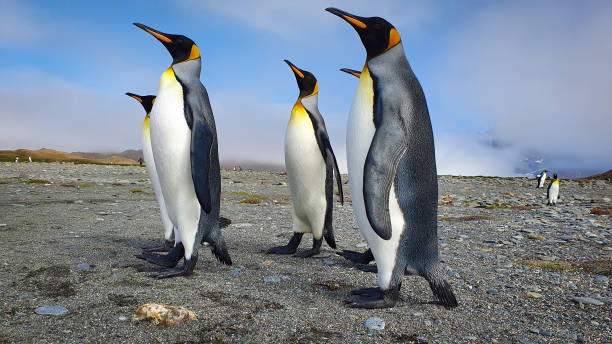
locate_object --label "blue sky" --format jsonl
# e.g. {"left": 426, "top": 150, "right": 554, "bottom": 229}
{"left": 1, "top": 0, "right": 611, "bottom": 176}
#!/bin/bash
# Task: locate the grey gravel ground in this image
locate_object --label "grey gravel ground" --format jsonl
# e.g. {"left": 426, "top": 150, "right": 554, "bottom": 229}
{"left": 0, "top": 162, "right": 610, "bottom": 343}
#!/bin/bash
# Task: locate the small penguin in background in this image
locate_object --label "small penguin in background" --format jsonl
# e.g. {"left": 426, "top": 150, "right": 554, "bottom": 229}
{"left": 126, "top": 93, "right": 176, "bottom": 252}
{"left": 340, "top": 68, "right": 361, "bottom": 78}
{"left": 536, "top": 170, "right": 547, "bottom": 188}
{"left": 267, "top": 60, "right": 344, "bottom": 258}
{"left": 28, "top": 156, "right": 32, "bottom": 163}
{"left": 327, "top": 7, "right": 457, "bottom": 308}
{"left": 134, "top": 23, "right": 231, "bottom": 278}
{"left": 14, "top": 157, "right": 18, "bottom": 164}
{"left": 547, "top": 173, "right": 559, "bottom": 205}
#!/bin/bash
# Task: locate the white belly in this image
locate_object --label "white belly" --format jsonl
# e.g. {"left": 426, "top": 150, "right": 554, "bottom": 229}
{"left": 285, "top": 114, "right": 326, "bottom": 236}
{"left": 150, "top": 69, "right": 200, "bottom": 257}
{"left": 142, "top": 119, "right": 174, "bottom": 240}
{"left": 347, "top": 67, "right": 404, "bottom": 289}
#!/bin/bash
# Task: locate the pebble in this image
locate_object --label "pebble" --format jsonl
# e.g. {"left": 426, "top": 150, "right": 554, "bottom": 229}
{"left": 584, "top": 232, "right": 597, "bottom": 238}
{"left": 570, "top": 296, "right": 604, "bottom": 305}
{"left": 35, "top": 306, "right": 68, "bottom": 316}
{"left": 528, "top": 233, "right": 546, "bottom": 241}
{"left": 356, "top": 242, "right": 368, "bottom": 248}
{"left": 77, "top": 263, "right": 90, "bottom": 271}
{"left": 230, "top": 268, "right": 240, "bottom": 276}
{"left": 364, "top": 317, "right": 385, "bottom": 331}
{"left": 487, "top": 289, "right": 499, "bottom": 295}
{"left": 263, "top": 276, "right": 281, "bottom": 283}
{"left": 415, "top": 336, "right": 428, "bottom": 342}
{"left": 463, "top": 336, "right": 478, "bottom": 340}
{"left": 323, "top": 259, "right": 334, "bottom": 265}
{"left": 118, "top": 316, "right": 128, "bottom": 321}
{"left": 526, "top": 292, "right": 542, "bottom": 299}
{"left": 594, "top": 275, "right": 608, "bottom": 283}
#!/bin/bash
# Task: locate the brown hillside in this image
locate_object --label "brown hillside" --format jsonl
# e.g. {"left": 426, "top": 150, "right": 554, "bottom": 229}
{"left": 585, "top": 169, "right": 612, "bottom": 180}
{"left": 0, "top": 148, "right": 137, "bottom": 165}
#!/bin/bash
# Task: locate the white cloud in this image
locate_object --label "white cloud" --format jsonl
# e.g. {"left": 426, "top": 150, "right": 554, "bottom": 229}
{"left": 182, "top": 0, "right": 437, "bottom": 39}
{"left": 436, "top": 1, "right": 612, "bottom": 171}
{"left": 0, "top": 0, "right": 41, "bottom": 44}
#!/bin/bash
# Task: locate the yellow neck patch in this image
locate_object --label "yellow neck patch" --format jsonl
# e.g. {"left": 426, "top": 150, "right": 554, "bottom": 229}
{"left": 290, "top": 100, "right": 309, "bottom": 125}
{"left": 553, "top": 179, "right": 559, "bottom": 185}
{"left": 142, "top": 116, "right": 150, "bottom": 140}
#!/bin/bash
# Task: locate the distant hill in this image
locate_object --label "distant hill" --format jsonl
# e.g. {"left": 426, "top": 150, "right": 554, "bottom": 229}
{"left": 0, "top": 148, "right": 138, "bottom": 165}
{"left": 71, "top": 150, "right": 142, "bottom": 164}
{"left": 585, "top": 169, "right": 612, "bottom": 180}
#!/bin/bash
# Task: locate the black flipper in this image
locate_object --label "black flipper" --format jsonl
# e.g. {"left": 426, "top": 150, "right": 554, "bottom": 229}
{"left": 267, "top": 233, "right": 303, "bottom": 255}
{"left": 136, "top": 243, "right": 184, "bottom": 268}
{"left": 363, "top": 123, "right": 407, "bottom": 240}
{"left": 295, "top": 237, "right": 322, "bottom": 258}
{"left": 337, "top": 249, "right": 374, "bottom": 264}
{"left": 190, "top": 113, "right": 213, "bottom": 213}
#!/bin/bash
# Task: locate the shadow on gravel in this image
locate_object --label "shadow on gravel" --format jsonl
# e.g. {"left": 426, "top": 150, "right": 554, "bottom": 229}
{"left": 21, "top": 265, "right": 75, "bottom": 297}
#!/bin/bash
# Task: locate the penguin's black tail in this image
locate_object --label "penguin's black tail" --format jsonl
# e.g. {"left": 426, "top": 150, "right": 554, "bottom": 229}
{"left": 423, "top": 268, "right": 458, "bottom": 308}
{"left": 203, "top": 227, "right": 232, "bottom": 266}
{"left": 323, "top": 228, "right": 337, "bottom": 249}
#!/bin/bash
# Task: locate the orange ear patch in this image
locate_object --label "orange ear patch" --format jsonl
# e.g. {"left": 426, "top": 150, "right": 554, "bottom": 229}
{"left": 188, "top": 44, "right": 200, "bottom": 60}
{"left": 386, "top": 28, "right": 401, "bottom": 51}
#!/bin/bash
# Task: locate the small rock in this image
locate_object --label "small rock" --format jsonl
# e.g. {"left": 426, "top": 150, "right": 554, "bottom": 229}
{"left": 230, "top": 268, "right": 240, "bottom": 276}
{"left": 77, "top": 263, "right": 90, "bottom": 271}
{"left": 584, "top": 232, "right": 597, "bottom": 238}
{"left": 528, "top": 233, "right": 546, "bottom": 241}
{"left": 35, "top": 306, "right": 68, "bottom": 316}
{"left": 356, "top": 242, "right": 368, "bottom": 248}
{"left": 464, "top": 336, "right": 478, "bottom": 340}
{"left": 323, "top": 259, "right": 334, "bottom": 265}
{"left": 487, "top": 289, "right": 499, "bottom": 295}
{"left": 602, "top": 247, "right": 612, "bottom": 251}
{"left": 364, "top": 317, "right": 385, "bottom": 330}
{"left": 570, "top": 296, "right": 603, "bottom": 305}
{"left": 595, "top": 275, "right": 608, "bottom": 283}
{"left": 518, "top": 339, "right": 534, "bottom": 344}
{"left": 415, "top": 336, "right": 428, "bottom": 343}
{"left": 504, "top": 192, "right": 514, "bottom": 197}
{"left": 264, "top": 276, "right": 281, "bottom": 283}
{"left": 526, "top": 292, "right": 542, "bottom": 299}
{"left": 118, "top": 316, "right": 128, "bottom": 321}
{"left": 530, "top": 328, "right": 539, "bottom": 334}
{"left": 539, "top": 330, "right": 552, "bottom": 336}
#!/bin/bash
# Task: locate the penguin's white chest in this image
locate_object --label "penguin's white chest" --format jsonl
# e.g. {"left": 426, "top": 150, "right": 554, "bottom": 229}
{"left": 149, "top": 68, "right": 200, "bottom": 234}
{"left": 347, "top": 66, "right": 404, "bottom": 289}
{"left": 285, "top": 104, "right": 326, "bottom": 221}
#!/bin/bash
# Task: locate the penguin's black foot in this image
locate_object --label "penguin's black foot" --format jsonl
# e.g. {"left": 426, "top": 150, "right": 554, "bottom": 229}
{"left": 345, "top": 285, "right": 400, "bottom": 309}
{"left": 219, "top": 216, "right": 232, "bottom": 229}
{"left": 295, "top": 247, "right": 321, "bottom": 258}
{"left": 266, "top": 233, "right": 303, "bottom": 255}
{"left": 136, "top": 243, "right": 184, "bottom": 268}
{"left": 141, "top": 239, "right": 174, "bottom": 252}
{"left": 356, "top": 265, "right": 378, "bottom": 273}
{"left": 150, "top": 255, "right": 198, "bottom": 279}
{"left": 337, "top": 249, "right": 374, "bottom": 264}
{"left": 266, "top": 245, "right": 298, "bottom": 255}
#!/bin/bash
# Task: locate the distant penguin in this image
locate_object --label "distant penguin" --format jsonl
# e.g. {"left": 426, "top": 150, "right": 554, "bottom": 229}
{"left": 340, "top": 68, "right": 361, "bottom": 78}
{"left": 547, "top": 173, "right": 559, "bottom": 205}
{"left": 14, "top": 157, "right": 18, "bottom": 164}
{"left": 134, "top": 23, "right": 231, "bottom": 278}
{"left": 327, "top": 8, "right": 457, "bottom": 308}
{"left": 28, "top": 156, "right": 32, "bottom": 163}
{"left": 126, "top": 92, "right": 176, "bottom": 252}
{"left": 267, "top": 60, "right": 343, "bottom": 258}
{"left": 536, "top": 170, "right": 547, "bottom": 188}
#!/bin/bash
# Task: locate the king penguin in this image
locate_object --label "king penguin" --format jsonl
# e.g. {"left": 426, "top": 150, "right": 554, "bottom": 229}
{"left": 134, "top": 23, "right": 231, "bottom": 278}
{"left": 536, "top": 170, "right": 548, "bottom": 188}
{"left": 547, "top": 173, "right": 559, "bottom": 205}
{"left": 326, "top": 8, "right": 458, "bottom": 308}
{"left": 125, "top": 93, "right": 176, "bottom": 252}
{"left": 267, "top": 60, "right": 344, "bottom": 258}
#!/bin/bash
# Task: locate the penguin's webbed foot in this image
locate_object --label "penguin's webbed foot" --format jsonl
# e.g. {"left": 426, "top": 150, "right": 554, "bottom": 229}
{"left": 141, "top": 239, "right": 174, "bottom": 252}
{"left": 266, "top": 233, "right": 303, "bottom": 255}
{"left": 337, "top": 249, "right": 374, "bottom": 264}
{"left": 344, "top": 285, "right": 400, "bottom": 309}
{"left": 295, "top": 237, "right": 322, "bottom": 258}
{"left": 136, "top": 243, "right": 184, "bottom": 267}
{"left": 295, "top": 247, "right": 321, "bottom": 258}
{"left": 150, "top": 255, "right": 198, "bottom": 279}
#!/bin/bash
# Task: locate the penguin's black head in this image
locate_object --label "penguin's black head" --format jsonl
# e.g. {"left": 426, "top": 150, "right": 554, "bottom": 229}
{"left": 553, "top": 173, "right": 558, "bottom": 179}
{"left": 340, "top": 68, "right": 361, "bottom": 78}
{"left": 326, "top": 8, "right": 401, "bottom": 59}
{"left": 134, "top": 23, "right": 200, "bottom": 65}
{"left": 126, "top": 93, "right": 156, "bottom": 115}
{"left": 284, "top": 60, "right": 318, "bottom": 98}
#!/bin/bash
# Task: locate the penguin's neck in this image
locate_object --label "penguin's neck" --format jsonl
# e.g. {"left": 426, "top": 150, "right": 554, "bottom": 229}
{"left": 367, "top": 43, "right": 411, "bottom": 78}
{"left": 300, "top": 93, "right": 318, "bottom": 114}
{"left": 171, "top": 58, "right": 202, "bottom": 83}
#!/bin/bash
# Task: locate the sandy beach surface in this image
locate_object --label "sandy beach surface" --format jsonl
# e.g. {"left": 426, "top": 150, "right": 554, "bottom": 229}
{"left": 0, "top": 162, "right": 610, "bottom": 343}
